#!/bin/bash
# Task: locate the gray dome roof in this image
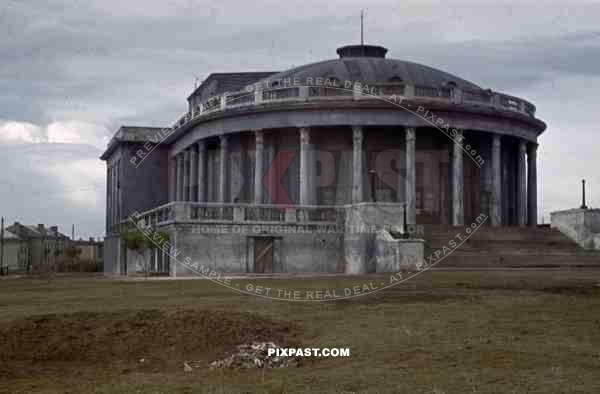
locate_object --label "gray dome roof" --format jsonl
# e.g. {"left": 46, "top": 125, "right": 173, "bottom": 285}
{"left": 260, "top": 45, "right": 481, "bottom": 91}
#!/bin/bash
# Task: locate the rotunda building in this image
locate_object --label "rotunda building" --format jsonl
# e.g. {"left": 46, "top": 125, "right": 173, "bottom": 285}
{"left": 101, "top": 43, "right": 547, "bottom": 276}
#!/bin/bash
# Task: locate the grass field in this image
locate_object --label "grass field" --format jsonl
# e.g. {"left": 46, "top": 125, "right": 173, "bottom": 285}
{"left": 1, "top": 270, "right": 600, "bottom": 393}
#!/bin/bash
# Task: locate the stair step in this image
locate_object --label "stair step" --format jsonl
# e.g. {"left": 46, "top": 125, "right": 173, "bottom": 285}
{"left": 420, "top": 225, "right": 600, "bottom": 268}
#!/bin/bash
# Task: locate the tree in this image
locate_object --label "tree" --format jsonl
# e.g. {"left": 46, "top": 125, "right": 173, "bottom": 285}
{"left": 64, "top": 246, "right": 82, "bottom": 260}
{"left": 120, "top": 221, "right": 170, "bottom": 277}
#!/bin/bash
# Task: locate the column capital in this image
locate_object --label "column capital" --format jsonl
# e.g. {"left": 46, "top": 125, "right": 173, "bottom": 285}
{"left": 254, "top": 129, "right": 264, "bottom": 144}
{"left": 492, "top": 134, "right": 501, "bottom": 147}
{"left": 352, "top": 125, "right": 363, "bottom": 143}
{"left": 405, "top": 127, "right": 416, "bottom": 141}
{"left": 452, "top": 128, "right": 463, "bottom": 143}
{"left": 528, "top": 142, "right": 538, "bottom": 154}
{"left": 220, "top": 134, "right": 229, "bottom": 146}
{"left": 197, "top": 140, "right": 206, "bottom": 153}
{"left": 518, "top": 139, "right": 527, "bottom": 154}
{"left": 299, "top": 127, "right": 310, "bottom": 144}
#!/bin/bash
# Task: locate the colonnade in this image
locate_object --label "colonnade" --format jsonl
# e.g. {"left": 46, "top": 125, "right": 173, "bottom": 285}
{"left": 170, "top": 127, "right": 538, "bottom": 226}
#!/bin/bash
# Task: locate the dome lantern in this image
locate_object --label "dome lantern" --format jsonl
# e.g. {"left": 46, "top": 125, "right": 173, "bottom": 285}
{"left": 336, "top": 44, "right": 388, "bottom": 58}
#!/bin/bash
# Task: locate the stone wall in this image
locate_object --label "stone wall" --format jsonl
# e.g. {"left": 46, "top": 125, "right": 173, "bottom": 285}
{"left": 161, "top": 223, "right": 340, "bottom": 276}
{"left": 103, "top": 235, "right": 122, "bottom": 275}
{"left": 121, "top": 143, "right": 169, "bottom": 219}
{"left": 551, "top": 208, "right": 600, "bottom": 250}
{"left": 375, "top": 231, "right": 424, "bottom": 272}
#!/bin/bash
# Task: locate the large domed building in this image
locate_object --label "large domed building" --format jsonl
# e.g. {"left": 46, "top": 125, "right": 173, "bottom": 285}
{"left": 101, "top": 44, "right": 546, "bottom": 276}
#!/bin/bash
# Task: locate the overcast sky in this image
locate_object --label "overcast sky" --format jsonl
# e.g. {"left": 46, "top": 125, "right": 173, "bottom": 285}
{"left": 1, "top": 0, "right": 599, "bottom": 238}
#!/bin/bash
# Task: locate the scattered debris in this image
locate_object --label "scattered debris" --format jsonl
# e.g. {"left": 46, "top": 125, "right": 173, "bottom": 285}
{"left": 200, "top": 342, "right": 300, "bottom": 369}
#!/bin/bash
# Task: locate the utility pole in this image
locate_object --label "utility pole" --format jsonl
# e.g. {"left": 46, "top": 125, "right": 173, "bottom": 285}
{"left": 72, "top": 224, "right": 75, "bottom": 241}
{"left": 0, "top": 217, "right": 5, "bottom": 276}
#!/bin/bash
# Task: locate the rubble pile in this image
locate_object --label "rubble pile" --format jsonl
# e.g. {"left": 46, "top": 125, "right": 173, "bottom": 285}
{"left": 207, "top": 342, "right": 299, "bottom": 369}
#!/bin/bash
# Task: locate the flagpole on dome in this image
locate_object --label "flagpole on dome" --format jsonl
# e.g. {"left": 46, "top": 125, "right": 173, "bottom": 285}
{"left": 360, "top": 9, "right": 365, "bottom": 56}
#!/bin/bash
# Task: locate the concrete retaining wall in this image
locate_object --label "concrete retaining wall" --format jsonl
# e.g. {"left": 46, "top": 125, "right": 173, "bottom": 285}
{"left": 375, "top": 231, "right": 424, "bottom": 272}
{"left": 161, "top": 224, "right": 340, "bottom": 276}
{"left": 551, "top": 208, "right": 600, "bottom": 250}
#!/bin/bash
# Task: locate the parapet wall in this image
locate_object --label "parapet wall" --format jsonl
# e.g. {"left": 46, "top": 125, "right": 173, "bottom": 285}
{"left": 551, "top": 208, "right": 600, "bottom": 250}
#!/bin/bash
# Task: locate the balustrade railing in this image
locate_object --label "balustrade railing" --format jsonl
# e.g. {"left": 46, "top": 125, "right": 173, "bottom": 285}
{"left": 308, "top": 86, "right": 353, "bottom": 97}
{"left": 227, "top": 91, "right": 254, "bottom": 106}
{"left": 133, "top": 202, "right": 349, "bottom": 226}
{"left": 463, "top": 88, "right": 493, "bottom": 104}
{"left": 375, "top": 83, "right": 406, "bottom": 96}
{"left": 191, "top": 205, "right": 234, "bottom": 221}
{"left": 262, "top": 87, "right": 300, "bottom": 101}
{"left": 244, "top": 206, "right": 285, "bottom": 221}
{"left": 162, "top": 81, "right": 537, "bottom": 137}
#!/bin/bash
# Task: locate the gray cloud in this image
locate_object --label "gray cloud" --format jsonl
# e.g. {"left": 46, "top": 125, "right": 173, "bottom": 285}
{"left": 1, "top": 0, "right": 600, "bottom": 236}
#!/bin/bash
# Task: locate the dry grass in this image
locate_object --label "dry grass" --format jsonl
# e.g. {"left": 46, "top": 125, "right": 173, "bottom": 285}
{"left": 0, "top": 270, "right": 600, "bottom": 393}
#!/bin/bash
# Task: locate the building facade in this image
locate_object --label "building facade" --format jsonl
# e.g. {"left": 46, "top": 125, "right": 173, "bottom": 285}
{"left": 4, "top": 223, "right": 69, "bottom": 273}
{"left": 0, "top": 230, "right": 29, "bottom": 273}
{"left": 71, "top": 238, "right": 104, "bottom": 262}
{"left": 101, "top": 44, "right": 546, "bottom": 276}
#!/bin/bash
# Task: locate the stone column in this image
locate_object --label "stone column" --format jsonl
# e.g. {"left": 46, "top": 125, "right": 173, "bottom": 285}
{"left": 451, "top": 130, "right": 464, "bottom": 226}
{"left": 168, "top": 157, "right": 176, "bottom": 202}
{"left": 106, "top": 166, "right": 111, "bottom": 230}
{"left": 189, "top": 147, "right": 198, "bottom": 202}
{"left": 299, "top": 127, "right": 311, "bottom": 205}
{"left": 405, "top": 127, "right": 416, "bottom": 224}
{"left": 197, "top": 141, "right": 207, "bottom": 203}
{"left": 491, "top": 135, "right": 502, "bottom": 226}
{"left": 527, "top": 143, "right": 538, "bottom": 226}
{"left": 352, "top": 126, "right": 363, "bottom": 204}
{"left": 527, "top": 143, "right": 538, "bottom": 227}
{"left": 254, "top": 130, "right": 264, "bottom": 204}
{"left": 112, "top": 163, "right": 118, "bottom": 227}
{"left": 176, "top": 154, "right": 184, "bottom": 201}
{"left": 114, "top": 161, "right": 120, "bottom": 226}
{"left": 108, "top": 166, "right": 113, "bottom": 229}
{"left": 219, "top": 135, "right": 229, "bottom": 203}
{"left": 183, "top": 150, "right": 190, "bottom": 201}
{"left": 517, "top": 140, "right": 527, "bottom": 226}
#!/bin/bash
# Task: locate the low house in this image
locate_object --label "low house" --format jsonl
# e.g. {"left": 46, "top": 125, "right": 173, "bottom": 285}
{"left": 0, "top": 229, "right": 29, "bottom": 273}
{"left": 70, "top": 238, "right": 104, "bottom": 262}
{"left": 5, "top": 223, "right": 69, "bottom": 272}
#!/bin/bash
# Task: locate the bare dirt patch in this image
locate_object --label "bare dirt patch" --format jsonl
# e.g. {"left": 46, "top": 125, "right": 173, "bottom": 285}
{"left": 0, "top": 308, "right": 304, "bottom": 381}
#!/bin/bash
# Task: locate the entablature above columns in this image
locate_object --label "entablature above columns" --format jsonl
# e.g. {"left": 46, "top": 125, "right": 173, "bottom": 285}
{"left": 169, "top": 105, "right": 544, "bottom": 157}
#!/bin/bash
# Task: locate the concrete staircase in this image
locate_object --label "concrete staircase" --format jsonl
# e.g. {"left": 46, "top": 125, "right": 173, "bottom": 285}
{"left": 421, "top": 224, "right": 600, "bottom": 268}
